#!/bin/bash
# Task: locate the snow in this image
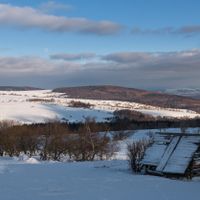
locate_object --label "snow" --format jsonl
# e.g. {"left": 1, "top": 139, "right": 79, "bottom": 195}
{"left": 163, "top": 136, "right": 200, "bottom": 174}
{"left": 0, "top": 128, "right": 200, "bottom": 199}
{"left": 21, "top": 155, "right": 40, "bottom": 164}
{"left": 156, "top": 136, "right": 180, "bottom": 172}
{"left": 1, "top": 90, "right": 200, "bottom": 199}
{"left": 0, "top": 90, "right": 199, "bottom": 124}
{"left": 115, "top": 128, "right": 193, "bottom": 160}
{"left": 1, "top": 159, "right": 200, "bottom": 200}
{"left": 0, "top": 101, "right": 111, "bottom": 123}
{"left": 136, "top": 109, "right": 198, "bottom": 118}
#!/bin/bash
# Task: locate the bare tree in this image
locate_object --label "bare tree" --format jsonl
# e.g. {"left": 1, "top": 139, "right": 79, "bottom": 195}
{"left": 71, "top": 117, "right": 119, "bottom": 161}
{"left": 145, "top": 131, "right": 154, "bottom": 139}
{"left": 180, "top": 119, "right": 189, "bottom": 134}
{"left": 0, "top": 120, "right": 21, "bottom": 157}
{"left": 127, "top": 138, "right": 150, "bottom": 172}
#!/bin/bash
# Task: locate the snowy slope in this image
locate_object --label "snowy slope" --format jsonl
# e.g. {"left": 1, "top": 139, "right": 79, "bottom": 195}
{"left": 1, "top": 158, "right": 200, "bottom": 200}
{"left": 0, "top": 90, "right": 199, "bottom": 123}
{"left": 0, "top": 128, "right": 200, "bottom": 200}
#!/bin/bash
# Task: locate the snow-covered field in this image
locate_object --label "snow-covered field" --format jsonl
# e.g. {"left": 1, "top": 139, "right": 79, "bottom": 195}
{"left": 0, "top": 90, "right": 199, "bottom": 123}
{"left": 1, "top": 128, "right": 200, "bottom": 200}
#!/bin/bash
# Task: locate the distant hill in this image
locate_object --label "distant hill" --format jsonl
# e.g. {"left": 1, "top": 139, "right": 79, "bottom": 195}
{"left": 0, "top": 86, "right": 43, "bottom": 91}
{"left": 53, "top": 85, "right": 200, "bottom": 113}
{"left": 163, "top": 88, "right": 200, "bottom": 99}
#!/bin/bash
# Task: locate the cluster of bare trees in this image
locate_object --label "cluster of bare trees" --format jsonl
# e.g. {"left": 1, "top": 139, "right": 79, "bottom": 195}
{"left": 113, "top": 109, "right": 176, "bottom": 122}
{"left": 0, "top": 118, "right": 119, "bottom": 162}
{"left": 114, "top": 110, "right": 156, "bottom": 121}
{"left": 26, "top": 98, "right": 55, "bottom": 103}
{"left": 111, "top": 109, "right": 200, "bottom": 131}
{"left": 68, "top": 100, "right": 93, "bottom": 109}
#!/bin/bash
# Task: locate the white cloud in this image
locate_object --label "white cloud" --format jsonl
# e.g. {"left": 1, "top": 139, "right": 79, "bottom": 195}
{"left": 50, "top": 53, "right": 96, "bottom": 61}
{"left": 39, "top": 1, "right": 73, "bottom": 13}
{"left": 0, "top": 4, "right": 124, "bottom": 35}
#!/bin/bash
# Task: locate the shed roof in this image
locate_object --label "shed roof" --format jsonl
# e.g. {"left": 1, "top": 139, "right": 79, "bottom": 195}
{"left": 140, "top": 132, "right": 200, "bottom": 174}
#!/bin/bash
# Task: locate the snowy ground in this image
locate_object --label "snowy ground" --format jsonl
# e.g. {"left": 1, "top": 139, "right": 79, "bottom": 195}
{"left": 1, "top": 128, "right": 200, "bottom": 200}
{"left": 0, "top": 90, "right": 199, "bottom": 124}
{"left": 1, "top": 91, "right": 200, "bottom": 199}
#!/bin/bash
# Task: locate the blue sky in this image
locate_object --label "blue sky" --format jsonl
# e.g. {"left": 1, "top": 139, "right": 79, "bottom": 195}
{"left": 0, "top": 0, "right": 200, "bottom": 90}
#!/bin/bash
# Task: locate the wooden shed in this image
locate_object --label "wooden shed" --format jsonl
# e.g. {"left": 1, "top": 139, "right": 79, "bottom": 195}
{"left": 140, "top": 132, "right": 200, "bottom": 180}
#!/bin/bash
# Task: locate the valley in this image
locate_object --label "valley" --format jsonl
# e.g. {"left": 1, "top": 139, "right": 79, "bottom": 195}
{"left": 0, "top": 88, "right": 199, "bottom": 124}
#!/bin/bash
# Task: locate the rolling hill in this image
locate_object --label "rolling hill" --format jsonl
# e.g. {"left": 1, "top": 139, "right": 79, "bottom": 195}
{"left": 53, "top": 85, "right": 200, "bottom": 113}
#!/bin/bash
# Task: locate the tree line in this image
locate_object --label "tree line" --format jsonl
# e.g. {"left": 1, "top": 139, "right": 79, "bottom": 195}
{"left": 0, "top": 118, "right": 119, "bottom": 162}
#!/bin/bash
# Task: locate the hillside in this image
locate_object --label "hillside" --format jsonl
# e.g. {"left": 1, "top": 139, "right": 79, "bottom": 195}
{"left": 1, "top": 90, "right": 199, "bottom": 124}
{"left": 0, "top": 86, "right": 43, "bottom": 91}
{"left": 53, "top": 85, "right": 200, "bottom": 113}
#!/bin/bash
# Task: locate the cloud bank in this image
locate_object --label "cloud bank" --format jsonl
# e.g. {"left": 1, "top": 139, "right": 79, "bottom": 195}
{"left": 0, "top": 3, "right": 124, "bottom": 35}
{"left": 101, "top": 52, "right": 152, "bottom": 63}
{"left": 1, "top": 48, "right": 200, "bottom": 89}
{"left": 131, "top": 26, "right": 200, "bottom": 36}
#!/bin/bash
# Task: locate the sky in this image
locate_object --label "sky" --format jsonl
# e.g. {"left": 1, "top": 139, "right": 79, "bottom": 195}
{"left": 0, "top": 0, "right": 200, "bottom": 90}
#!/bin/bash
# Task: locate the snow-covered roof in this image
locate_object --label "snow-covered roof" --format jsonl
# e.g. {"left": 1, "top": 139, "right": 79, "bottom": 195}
{"left": 140, "top": 133, "right": 200, "bottom": 174}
